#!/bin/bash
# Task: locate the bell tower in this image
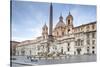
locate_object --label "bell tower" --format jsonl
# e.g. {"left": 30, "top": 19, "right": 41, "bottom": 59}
{"left": 42, "top": 23, "right": 48, "bottom": 39}
{"left": 66, "top": 11, "right": 73, "bottom": 34}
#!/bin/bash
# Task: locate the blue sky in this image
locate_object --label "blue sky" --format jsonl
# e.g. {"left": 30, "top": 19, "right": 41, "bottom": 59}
{"left": 12, "top": 1, "right": 96, "bottom": 42}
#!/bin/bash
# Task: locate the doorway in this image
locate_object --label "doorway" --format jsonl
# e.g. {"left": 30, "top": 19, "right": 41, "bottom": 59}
{"left": 77, "top": 48, "right": 81, "bottom": 55}
{"left": 92, "top": 51, "right": 95, "bottom": 54}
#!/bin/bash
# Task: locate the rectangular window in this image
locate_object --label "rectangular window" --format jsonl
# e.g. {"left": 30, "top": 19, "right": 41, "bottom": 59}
{"left": 81, "top": 40, "right": 83, "bottom": 46}
{"left": 87, "top": 49, "right": 89, "bottom": 52}
{"left": 68, "top": 43, "right": 70, "bottom": 47}
{"left": 92, "top": 24, "right": 95, "bottom": 29}
{"left": 68, "top": 48, "right": 70, "bottom": 51}
{"left": 37, "top": 46, "right": 40, "bottom": 50}
{"left": 87, "top": 33, "right": 90, "bottom": 38}
{"left": 86, "top": 25, "right": 89, "bottom": 31}
{"left": 92, "top": 46, "right": 95, "bottom": 49}
{"left": 92, "top": 40, "right": 95, "bottom": 45}
{"left": 75, "top": 41, "right": 77, "bottom": 46}
{"left": 92, "top": 32, "right": 95, "bottom": 38}
{"left": 87, "top": 40, "right": 90, "bottom": 45}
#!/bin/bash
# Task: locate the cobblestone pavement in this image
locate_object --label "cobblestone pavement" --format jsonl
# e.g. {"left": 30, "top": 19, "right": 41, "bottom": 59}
{"left": 11, "top": 55, "right": 96, "bottom": 67}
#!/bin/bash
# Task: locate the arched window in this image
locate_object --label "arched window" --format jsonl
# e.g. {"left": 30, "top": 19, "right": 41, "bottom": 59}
{"left": 68, "top": 19, "right": 70, "bottom": 25}
{"left": 68, "top": 29, "right": 70, "bottom": 33}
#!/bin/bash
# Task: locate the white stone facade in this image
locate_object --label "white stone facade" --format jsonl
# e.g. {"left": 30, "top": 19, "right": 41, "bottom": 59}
{"left": 16, "top": 22, "right": 96, "bottom": 56}
{"left": 15, "top": 5, "right": 96, "bottom": 56}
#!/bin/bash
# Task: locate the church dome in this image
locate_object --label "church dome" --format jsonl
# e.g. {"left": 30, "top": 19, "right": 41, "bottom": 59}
{"left": 56, "top": 21, "right": 66, "bottom": 28}
{"left": 55, "top": 15, "right": 66, "bottom": 28}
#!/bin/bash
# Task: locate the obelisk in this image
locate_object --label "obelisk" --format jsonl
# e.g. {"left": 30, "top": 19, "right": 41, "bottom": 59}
{"left": 48, "top": 3, "right": 53, "bottom": 41}
{"left": 47, "top": 3, "right": 53, "bottom": 53}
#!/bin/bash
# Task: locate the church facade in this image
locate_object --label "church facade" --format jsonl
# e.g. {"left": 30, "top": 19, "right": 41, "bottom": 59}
{"left": 16, "top": 4, "right": 96, "bottom": 57}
